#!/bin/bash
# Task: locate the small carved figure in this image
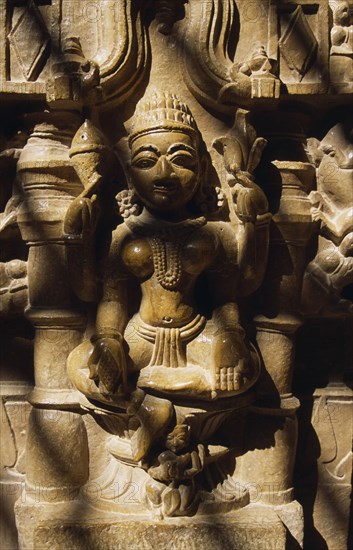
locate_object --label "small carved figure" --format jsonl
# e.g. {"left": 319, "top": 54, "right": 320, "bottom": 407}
{"left": 0, "top": 129, "right": 28, "bottom": 232}
{"left": 330, "top": 0, "right": 353, "bottom": 55}
{"left": 0, "top": 260, "right": 28, "bottom": 316}
{"left": 302, "top": 123, "right": 353, "bottom": 314}
{"left": 228, "top": 43, "right": 280, "bottom": 99}
{"left": 232, "top": 43, "right": 277, "bottom": 79}
{"left": 329, "top": 1, "right": 353, "bottom": 85}
{"left": 47, "top": 36, "right": 101, "bottom": 104}
{"left": 0, "top": 132, "right": 29, "bottom": 316}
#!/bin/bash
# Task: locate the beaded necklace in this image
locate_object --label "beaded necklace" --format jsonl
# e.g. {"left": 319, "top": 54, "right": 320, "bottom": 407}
{"left": 126, "top": 215, "right": 206, "bottom": 290}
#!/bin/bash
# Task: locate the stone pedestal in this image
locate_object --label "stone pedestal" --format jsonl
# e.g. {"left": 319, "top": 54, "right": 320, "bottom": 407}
{"left": 16, "top": 502, "right": 287, "bottom": 550}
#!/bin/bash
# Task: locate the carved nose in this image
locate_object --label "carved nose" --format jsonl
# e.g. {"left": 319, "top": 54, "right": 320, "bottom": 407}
{"left": 156, "top": 156, "right": 175, "bottom": 178}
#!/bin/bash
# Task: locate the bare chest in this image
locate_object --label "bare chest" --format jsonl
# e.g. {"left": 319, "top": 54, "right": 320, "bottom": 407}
{"left": 122, "top": 230, "right": 217, "bottom": 284}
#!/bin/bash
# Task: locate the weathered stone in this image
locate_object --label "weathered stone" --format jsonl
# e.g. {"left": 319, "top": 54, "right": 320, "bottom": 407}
{"left": 0, "top": 1, "right": 352, "bottom": 549}
{"left": 33, "top": 507, "right": 286, "bottom": 550}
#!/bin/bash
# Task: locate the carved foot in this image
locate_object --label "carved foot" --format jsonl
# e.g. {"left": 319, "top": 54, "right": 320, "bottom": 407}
{"left": 127, "top": 391, "right": 173, "bottom": 462}
{"left": 215, "top": 362, "right": 248, "bottom": 392}
{"left": 211, "top": 330, "right": 259, "bottom": 394}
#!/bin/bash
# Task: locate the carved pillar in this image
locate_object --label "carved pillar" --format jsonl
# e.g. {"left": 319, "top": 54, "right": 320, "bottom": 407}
{"left": 237, "top": 160, "right": 314, "bottom": 545}
{"left": 256, "top": 161, "right": 315, "bottom": 404}
{"left": 15, "top": 113, "right": 89, "bottom": 510}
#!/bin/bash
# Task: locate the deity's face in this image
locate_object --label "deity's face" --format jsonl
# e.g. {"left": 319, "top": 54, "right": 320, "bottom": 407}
{"left": 130, "top": 130, "right": 200, "bottom": 216}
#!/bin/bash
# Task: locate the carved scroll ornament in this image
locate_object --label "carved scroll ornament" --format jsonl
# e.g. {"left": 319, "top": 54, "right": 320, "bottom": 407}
{"left": 182, "top": 0, "right": 279, "bottom": 111}
{"left": 183, "top": 0, "right": 239, "bottom": 110}
{"left": 92, "top": 0, "right": 149, "bottom": 107}
{"left": 49, "top": 0, "right": 150, "bottom": 107}
{"left": 2, "top": 0, "right": 150, "bottom": 108}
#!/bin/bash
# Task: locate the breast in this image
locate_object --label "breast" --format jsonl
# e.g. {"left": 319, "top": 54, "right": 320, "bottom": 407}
{"left": 122, "top": 239, "right": 154, "bottom": 279}
{"left": 183, "top": 230, "right": 218, "bottom": 274}
{"left": 122, "top": 229, "right": 218, "bottom": 281}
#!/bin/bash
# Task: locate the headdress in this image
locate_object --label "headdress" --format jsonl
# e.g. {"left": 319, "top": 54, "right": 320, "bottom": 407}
{"left": 128, "top": 89, "right": 199, "bottom": 147}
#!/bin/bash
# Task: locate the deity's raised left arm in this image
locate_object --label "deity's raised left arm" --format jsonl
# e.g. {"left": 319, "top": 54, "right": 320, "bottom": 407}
{"left": 64, "top": 120, "right": 112, "bottom": 301}
{"left": 213, "top": 111, "right": 270, "bottom": 296}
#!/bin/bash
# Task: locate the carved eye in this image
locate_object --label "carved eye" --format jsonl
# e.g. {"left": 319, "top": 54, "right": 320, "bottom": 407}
{"left": 132, "top": 157, "right": 157, "bottom": 169}
{"left": 322, "top": 144, "right": 336, "bottom": 157}
{"left": 170, "top": 153, "right": 197, "bottom": 169}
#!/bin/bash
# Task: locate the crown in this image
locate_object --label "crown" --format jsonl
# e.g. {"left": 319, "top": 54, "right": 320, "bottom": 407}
{"left": 129, "top": 89, "right": 199, "bottom": 146}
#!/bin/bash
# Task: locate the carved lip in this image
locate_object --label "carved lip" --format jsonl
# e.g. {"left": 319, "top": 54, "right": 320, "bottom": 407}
{"left": 153, "top": 179, "right": 178, "bottom": 193}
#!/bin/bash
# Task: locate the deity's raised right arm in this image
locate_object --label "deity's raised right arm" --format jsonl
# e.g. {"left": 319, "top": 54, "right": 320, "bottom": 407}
{"left": 64, "top": 120, "right": 112, "bottom": 302}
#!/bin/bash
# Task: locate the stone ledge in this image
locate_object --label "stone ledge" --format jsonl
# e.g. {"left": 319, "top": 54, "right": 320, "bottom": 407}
{"left": 29, "top": 506, "right": 287, "bottom": 550}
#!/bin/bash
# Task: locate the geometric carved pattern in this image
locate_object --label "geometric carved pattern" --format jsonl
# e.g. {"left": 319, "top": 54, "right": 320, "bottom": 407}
{"left": 8, "top": 0, "right": 50, "bottom": 81}
{"left": 279, "top": 6, "right": 318, "bottom": 81}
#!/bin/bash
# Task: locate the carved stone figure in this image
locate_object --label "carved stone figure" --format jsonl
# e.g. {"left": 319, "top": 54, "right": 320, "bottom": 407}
{"left": 47, "top": 36, "right": 100, "bottom": 107}
{"left": 331, "top": 0, "right": 353, "bottom": 55}
{"left": 302, "top": 123, "right": 353, "bottom": 314}
{"left": 229, "top": 43, "right": 280, "bottom": 100}
{"left": 0, "top": 132, "right": 29, "bottom": 317}
{"left": 0, "top": 260, "right": 28, "bottom": 316}
{"left": 330, "top": 0, "right": 353, "bottom": 85}
{"left": 1, "top": 1, "right": 352, "bottom": 548}
{"left": 66, "top": 90, "right": 270, "bottom": 517}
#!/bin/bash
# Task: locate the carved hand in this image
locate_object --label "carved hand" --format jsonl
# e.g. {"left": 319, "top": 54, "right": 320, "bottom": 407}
{"left": 233, "top": 172, "right": 268, "bottom": 222}
{"left": 64, "top": 195, "right": 98, "bottom": 237}
{"left": 149, "top": 449, "right": 202, "bottom": 482}
{"left": 88, "top": 335, "right": 127, "bottom": 396}
{"left": 311, "top": 207, "right": 324, "bottom": 223}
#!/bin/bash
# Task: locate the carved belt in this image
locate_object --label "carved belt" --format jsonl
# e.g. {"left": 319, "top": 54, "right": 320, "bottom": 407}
{"left": 134, "top": 314, "right": 206, "bottom": 369}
